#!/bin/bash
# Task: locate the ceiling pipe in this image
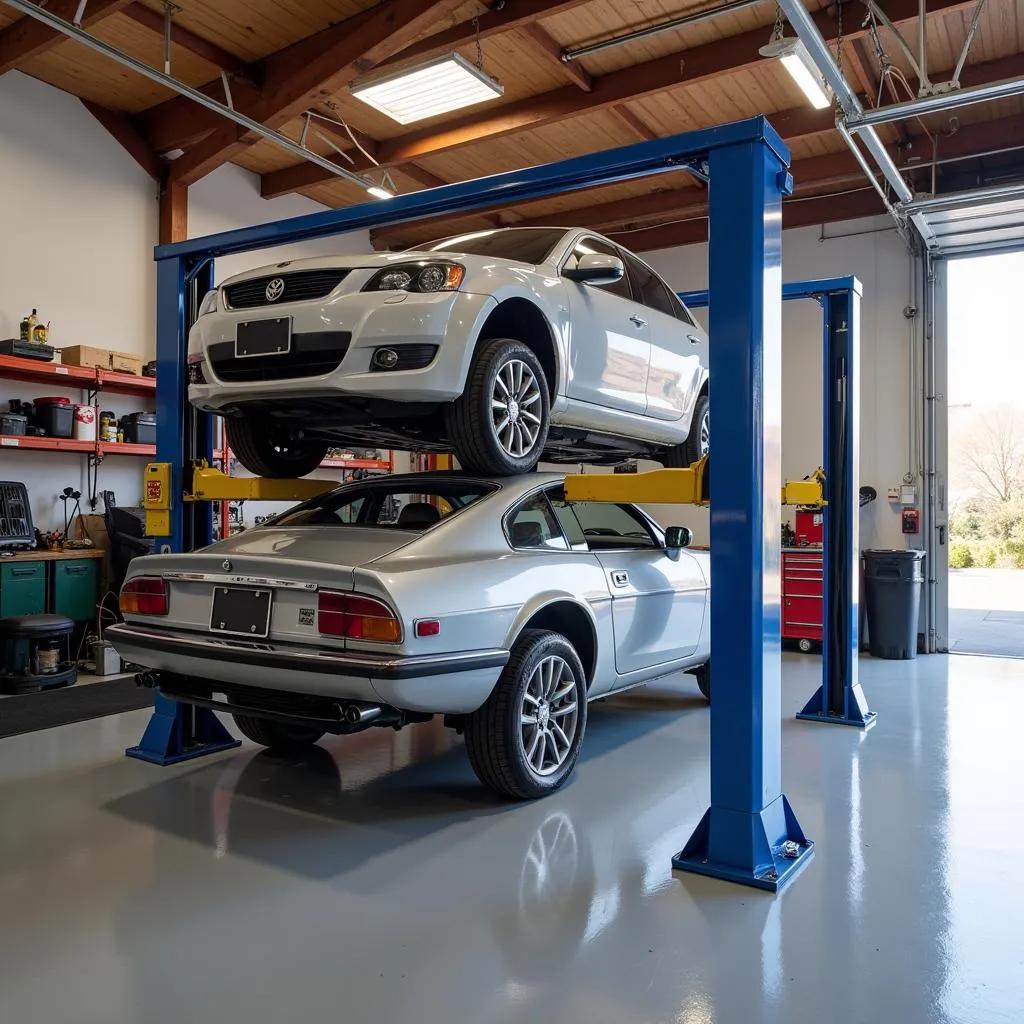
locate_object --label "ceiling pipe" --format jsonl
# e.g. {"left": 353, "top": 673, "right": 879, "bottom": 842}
{"left": 0, "top": 0, "right": 385, "bottom": 195}
{"left": 844, "top": 74, "right": 1024, "bottom": 129}
{"left": 562, "top": 0, "right": 764, "bottom": 62}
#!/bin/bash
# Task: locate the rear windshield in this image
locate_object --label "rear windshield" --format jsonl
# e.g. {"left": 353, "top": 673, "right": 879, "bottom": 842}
{"left": 270, "top": 480, "right": 495, "bottom": 530}
{"left": 417, "top": 228, "right": 567, "bottom": 265}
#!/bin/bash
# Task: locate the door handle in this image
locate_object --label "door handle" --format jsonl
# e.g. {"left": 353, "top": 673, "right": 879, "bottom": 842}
{"left": 629, "top": 315, "right": 647, "bottom": 328}
{"left": 687, "top": 334, "right": 701, "bottom": 345}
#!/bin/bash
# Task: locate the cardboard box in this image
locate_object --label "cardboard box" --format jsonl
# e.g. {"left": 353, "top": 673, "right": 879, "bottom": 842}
{"left": 61, "top": 345, "right": 111, "bottom": 370}
{"left": 108, "top": 350, "right": 142, "bottom": 375}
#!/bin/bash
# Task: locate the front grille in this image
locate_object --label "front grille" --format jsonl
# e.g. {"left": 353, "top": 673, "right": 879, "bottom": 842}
{"left": 223, "top": 269, "right": 350, "bottom": 310}
{"left": 209, "top": 332, "right": 351, "bottom": 383}
{"left": 371, "top": 344, "right": 439, "bottom": 372}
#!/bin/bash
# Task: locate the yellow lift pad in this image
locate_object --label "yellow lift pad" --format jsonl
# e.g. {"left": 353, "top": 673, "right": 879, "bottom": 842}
{"left": 563, "top": 459, "right": 826, "bottom": 508}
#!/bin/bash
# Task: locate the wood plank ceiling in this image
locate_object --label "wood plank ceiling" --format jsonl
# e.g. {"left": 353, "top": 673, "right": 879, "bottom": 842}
{"left": 1, "top": 0, "right": 1021, "bottom": 250}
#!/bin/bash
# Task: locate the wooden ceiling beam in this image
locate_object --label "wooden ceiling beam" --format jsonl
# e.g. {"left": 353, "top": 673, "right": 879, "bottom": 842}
{"left": 262, "top": 0, "right": 975, "bottom": 197}
{"left": 517, "top": 22, "right": 592, "bottom": 91}
{"left": 82, "top": 99, "right": 162, "bottom": 178}
{"left": 0, "top": 0, "right": 133, "bottom": 75}
{"left": 607, "top": 189, "right": 886, "bottom": 252}
{"left": 121, "top": 2, "right": 255, "bottom": 83}
{"left": 374, "top": 0, "right": 595, "bottom": 71}
{"left": 607, "top": 104, "right": 657, "bottom": 141}
{"left": 168, "top": 0, "right": 467, "bottom": 185}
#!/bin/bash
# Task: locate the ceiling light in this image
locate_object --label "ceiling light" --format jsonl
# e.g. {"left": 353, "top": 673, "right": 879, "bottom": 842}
{"left": 350, "top": 52, "right": 504, "bottom": 125}
{"left": 366, "top": 185, "right": 394, "bottom": 200}
{"left": 759, "top": 36, "right": 832, "bottom": 110}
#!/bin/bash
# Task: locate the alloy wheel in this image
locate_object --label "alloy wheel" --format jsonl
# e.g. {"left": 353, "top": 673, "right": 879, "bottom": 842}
{"left": 519, "top": 655, "right": 579, "bottom": 776}
{"left": 699, "top": 408, "right": 710, "bottom": 457}
{"left": 491, "top": 358, "right": 543, "bottom": 458}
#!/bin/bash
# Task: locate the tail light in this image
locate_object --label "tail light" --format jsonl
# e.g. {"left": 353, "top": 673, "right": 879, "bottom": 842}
{"left": 120, "top": 576, "right": 169, "bottom": 616}
{"left": 318, "top": 591, "right": 401, "bottom": 643}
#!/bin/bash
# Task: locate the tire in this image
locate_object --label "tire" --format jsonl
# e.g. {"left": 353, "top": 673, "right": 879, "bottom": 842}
{"left": 226, "top": 415, "right": 328, "bottom": 478}
{"left": 446, "top": 339, "right": 550, "bottom": 475}
{"left": 692, "top": 661, "right": 711, "bottom": 702}
{"left": 662, "top": 391, "right": 709, "bottom": 468}
{"left": 232, "top": 714, "right": 325, "bottom": 753}
{"left": 464, "top": 629, "right": 587, "bottom": 799}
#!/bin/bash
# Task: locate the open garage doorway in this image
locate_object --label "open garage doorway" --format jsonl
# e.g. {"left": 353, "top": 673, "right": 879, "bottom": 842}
{"left": 947, "top": 251, "right": 1024, "bottom": 658}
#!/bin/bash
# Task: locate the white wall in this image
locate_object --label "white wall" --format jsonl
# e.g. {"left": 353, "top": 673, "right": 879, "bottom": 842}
{"left": 639, "top": 215, "right": 920, "bottom": 552}
{"left": 0, "top": 73, "right": 371, "bottom": 532}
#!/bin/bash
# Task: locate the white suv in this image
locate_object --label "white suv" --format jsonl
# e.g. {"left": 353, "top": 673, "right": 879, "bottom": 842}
{"left": 188, "top": 227, "right": 709, "bottom": 477}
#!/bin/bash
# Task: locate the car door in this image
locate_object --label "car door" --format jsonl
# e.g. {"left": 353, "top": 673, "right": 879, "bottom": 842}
{"left": 623, "top": 251, "right": 707, "bottom": 423}
{"left": 561, "top": 236, "right": 651, "bottom": 415}
{"left": 559, "top": 498, "right": 707, "bottom": 674}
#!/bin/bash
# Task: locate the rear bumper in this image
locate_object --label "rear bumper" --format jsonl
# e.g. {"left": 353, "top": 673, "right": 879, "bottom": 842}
{"left": 106, "top": 623, "right": 507, "bottom": 714}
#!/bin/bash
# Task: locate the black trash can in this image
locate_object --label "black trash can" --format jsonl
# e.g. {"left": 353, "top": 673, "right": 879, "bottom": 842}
{"left": 862, "top": 549, "right": 925, "bottom": 659}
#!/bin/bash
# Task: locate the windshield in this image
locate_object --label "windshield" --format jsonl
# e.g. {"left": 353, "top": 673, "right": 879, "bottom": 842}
{"left": 270, "top": 479, "right": 496, "bottom": 530}
{"left": 416, "top": 228, "right": 568, "bottom": 265}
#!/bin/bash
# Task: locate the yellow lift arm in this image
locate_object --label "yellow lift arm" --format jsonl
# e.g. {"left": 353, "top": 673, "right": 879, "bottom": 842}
{"left": 563, "top": 459, "right": 826, "bottom": 507}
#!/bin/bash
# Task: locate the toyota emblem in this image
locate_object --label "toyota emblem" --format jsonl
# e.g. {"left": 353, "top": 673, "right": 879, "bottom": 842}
{"left": 222, "top": 559, "right": 232, "bottom": 571}
{"left": 265, "top": 278, "right": 285, "bottom": 302}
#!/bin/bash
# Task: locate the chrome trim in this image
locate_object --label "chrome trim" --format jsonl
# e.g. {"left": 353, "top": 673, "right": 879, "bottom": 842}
{"left": 107, "top": 623, "right": 508, "bottom": 680}
{"left": 161, "top": 571, "right": 319, "bottom": 591}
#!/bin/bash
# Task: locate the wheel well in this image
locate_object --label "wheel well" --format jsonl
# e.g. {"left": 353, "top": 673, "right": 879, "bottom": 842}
{"left": 521, "top": 601, "right": 597, "bottom": 686}
{"left": 479, "top": 298, "right": 557, "bottom": 400}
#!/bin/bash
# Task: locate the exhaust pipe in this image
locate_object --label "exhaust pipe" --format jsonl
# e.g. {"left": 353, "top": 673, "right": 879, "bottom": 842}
{"left": 341, "top": 702, "right": 382, "bottom": 725}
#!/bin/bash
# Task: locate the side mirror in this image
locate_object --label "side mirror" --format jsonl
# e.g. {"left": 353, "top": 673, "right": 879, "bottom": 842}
{"left": 664, "top": 525, "right": 692, "bottom": 560}
{"left": 563, "top": 253, "right": 625, "bottom": 285}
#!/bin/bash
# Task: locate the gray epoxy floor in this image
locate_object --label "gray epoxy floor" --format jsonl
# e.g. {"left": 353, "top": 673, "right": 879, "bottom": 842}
{"left": 1, "top": 654, "right": 1022, "bottom": 1024}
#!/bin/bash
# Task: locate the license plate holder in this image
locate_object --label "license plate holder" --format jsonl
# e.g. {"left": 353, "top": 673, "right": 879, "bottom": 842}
{"left": 210, "top": 586, "right": 273, "bottom": 638}
{"left": 236, "top": 318, "right": 291, "bottom": 358}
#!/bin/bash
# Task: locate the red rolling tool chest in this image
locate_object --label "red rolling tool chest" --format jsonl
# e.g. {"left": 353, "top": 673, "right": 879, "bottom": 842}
{"left": 782, "top": 511, "right": 824, "bottom": 651}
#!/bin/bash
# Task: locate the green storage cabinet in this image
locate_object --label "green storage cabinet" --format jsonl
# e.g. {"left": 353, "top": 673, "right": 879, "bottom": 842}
{"left": 52, "top": 558, "right": 99, "bottom": 623}
{"left": 0, "top": 561, "right": 46, "bottom": 618}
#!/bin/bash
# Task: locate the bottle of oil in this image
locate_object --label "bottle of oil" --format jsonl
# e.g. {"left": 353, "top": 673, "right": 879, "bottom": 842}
{"left": 20, "top": 309, "right": 38, "bottom": 343}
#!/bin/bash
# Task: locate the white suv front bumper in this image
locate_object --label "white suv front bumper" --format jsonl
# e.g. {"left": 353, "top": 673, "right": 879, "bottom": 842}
{"left": 189, "top": 287, "right": 497, "bottom": 411}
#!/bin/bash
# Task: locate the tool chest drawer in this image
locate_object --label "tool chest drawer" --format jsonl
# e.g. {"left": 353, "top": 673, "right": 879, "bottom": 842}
{"left": 782, "top": 549, "right": 823, "bottom": 644}
{"left": 0, "top": 560, "right": 46, "bottom": 618}
{"left": 51, "top": 558, "right": 99, "bottom": 623}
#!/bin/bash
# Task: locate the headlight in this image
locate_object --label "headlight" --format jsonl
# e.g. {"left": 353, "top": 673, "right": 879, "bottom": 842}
{"left": 197, "top": 289, "right": 219, "bottom": 317}
{"left": 363, "top": 262, "right": 464, "bottom": 293}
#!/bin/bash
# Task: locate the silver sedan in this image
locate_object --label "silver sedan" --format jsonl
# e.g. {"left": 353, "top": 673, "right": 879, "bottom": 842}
{"left": 108, "top": 472, "right": 710, "bottom": 798}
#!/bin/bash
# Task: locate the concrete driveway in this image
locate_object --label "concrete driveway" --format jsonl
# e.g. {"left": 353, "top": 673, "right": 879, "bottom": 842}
{"left": 949, "top": 569, "right": 1024, "bottom": 657}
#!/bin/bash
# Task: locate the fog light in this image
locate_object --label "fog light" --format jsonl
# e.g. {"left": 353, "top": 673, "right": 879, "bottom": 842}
{"left": 372, "top": 347, "right": 400, "bottom": 370}
{"left": 187, "top": 355, "right": 206, "bottom": 384}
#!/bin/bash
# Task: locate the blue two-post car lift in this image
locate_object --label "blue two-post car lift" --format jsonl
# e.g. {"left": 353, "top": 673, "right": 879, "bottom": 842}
{"left": 127, "top": 114, "right": 869, "bottom": 891}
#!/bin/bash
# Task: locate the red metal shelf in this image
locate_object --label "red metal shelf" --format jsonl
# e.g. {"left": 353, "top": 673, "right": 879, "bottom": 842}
{"left": 0, "top": 435, "right": 156, "bottom": 457}
{"left": 0, "top": 353, "right": 155, "bottom": 396}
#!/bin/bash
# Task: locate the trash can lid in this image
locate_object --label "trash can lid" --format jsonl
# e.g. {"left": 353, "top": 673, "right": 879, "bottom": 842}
{"left": 0, "top": 613, "right": 75, "bottom": 637}
{"left": 863, "top": 548, "right": 926, "bottom": 559}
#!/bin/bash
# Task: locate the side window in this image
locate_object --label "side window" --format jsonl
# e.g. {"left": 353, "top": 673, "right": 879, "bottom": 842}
{"left": 506, "top": 492, "right": 569, "bottom": 551}
{"left": 623, "top": 253, "right": 682, "bottom": 319}
{"left": 546, "top": 487, "right": 588, "bottom": 549}
{"left": 674, "top": 298, "right": 697, "bottom": 327}
{"left": 563, "top": 236, "right": 632, "bottom": 302}
{"left": 568, "top": 501, "right": 659, "bottom": 551}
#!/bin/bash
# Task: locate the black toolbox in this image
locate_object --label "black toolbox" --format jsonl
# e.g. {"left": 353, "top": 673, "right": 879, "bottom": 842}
{"left": 121, "top": 412, "right": 156, "bottom": 445}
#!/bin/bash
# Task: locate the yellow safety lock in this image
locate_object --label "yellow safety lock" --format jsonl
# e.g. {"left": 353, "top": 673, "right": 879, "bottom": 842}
{"left": 143, "top": 462, "right": 172, "bottom": 537}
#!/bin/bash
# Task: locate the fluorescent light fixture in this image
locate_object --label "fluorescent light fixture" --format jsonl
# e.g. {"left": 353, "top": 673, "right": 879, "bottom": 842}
{"left": 366, "top": 185, "right": 394, "bottom": 200}
{"left": 759, "top": 37, "right": 832, "bottom": 110}
{"left": 351, "top": 51, "right": 504, "bottom": 125}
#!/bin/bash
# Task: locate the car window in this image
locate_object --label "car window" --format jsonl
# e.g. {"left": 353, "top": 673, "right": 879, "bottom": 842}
{"left": 623, "top": 252, "right": 686, "bottom": 320}
{"left": 562, "top": 236, "right": 632, "bottom": 302}
{"left": 417, "top": 228, "right": 566, "bottom": 264}
{"left": 566, "top": 500, "right": 659, "bottom": 551}
{"left": 546, "top": 488, "right": 588, "bottom": 549}
{"left": 674, "top": 298, "right": 697, "bottom": 327}
{"left": 505, "top": 492, "right": 569, "bottom": 550}
{"left": 271, "top": 480, "right": 494, "bottom": 530}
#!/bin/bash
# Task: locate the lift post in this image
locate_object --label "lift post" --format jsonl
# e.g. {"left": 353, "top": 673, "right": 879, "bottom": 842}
{"left": 136, "top": 116, "right": 814, "bottom": 890}
{"left": 680, "top": 279, "right": 874, "bottom": 729}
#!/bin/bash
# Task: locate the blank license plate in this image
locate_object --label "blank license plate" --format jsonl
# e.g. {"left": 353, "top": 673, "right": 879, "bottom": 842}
{"left": 236, "top": 318, "right": 291, "bottom": 358}
{"left": 210, "top": 586, "right": 272, "bottom": 638}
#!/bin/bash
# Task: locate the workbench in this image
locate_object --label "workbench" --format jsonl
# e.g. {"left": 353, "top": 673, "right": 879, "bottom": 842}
{"left": 0, "top": 550, "right": 102, "bottom": 622}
